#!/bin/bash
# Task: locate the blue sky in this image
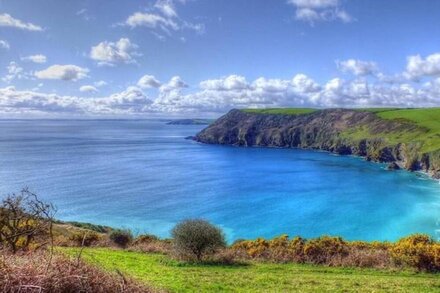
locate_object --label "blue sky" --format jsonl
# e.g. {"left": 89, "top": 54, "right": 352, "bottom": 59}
{"left": 1, "top": 0, "right": 440, "bottom": 117}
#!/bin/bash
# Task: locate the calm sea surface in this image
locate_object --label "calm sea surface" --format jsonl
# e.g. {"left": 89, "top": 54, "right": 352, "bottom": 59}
{"left": 0, "top": 119, "right": 439, "bottom": 242}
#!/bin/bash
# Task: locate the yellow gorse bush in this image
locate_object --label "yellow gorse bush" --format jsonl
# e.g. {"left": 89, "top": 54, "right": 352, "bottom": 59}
{"left": 231, "top": 233, "right": 440, "bottom": 272}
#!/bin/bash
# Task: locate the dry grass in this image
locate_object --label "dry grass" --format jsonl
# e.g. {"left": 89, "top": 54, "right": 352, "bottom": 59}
{"left": 0, "top": 250, "right": 156, "bottom": 293}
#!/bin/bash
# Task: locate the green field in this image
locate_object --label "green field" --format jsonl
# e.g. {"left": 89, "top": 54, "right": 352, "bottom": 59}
{"left": 242, "top": 108, "right": 316, "bottom": 115}
{"left": 243, "top": 107, "right": 440, "bottom": 153}
{"left": 61, "top": 248, "right": 440, "bottom": 292}
{"left": 348, "top": 108, "right": 440, "bottom": 153}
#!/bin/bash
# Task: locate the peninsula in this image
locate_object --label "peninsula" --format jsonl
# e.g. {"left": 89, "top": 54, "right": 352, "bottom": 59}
{"left": 195, "top": 108, "right": 440, "bottom": 178}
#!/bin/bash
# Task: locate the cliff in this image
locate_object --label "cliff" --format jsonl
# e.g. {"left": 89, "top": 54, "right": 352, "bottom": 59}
{"left": 195, "top": 109, "right": 440, "bottom": 178}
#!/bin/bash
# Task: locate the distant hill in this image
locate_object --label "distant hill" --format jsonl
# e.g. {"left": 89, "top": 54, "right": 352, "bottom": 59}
{"left": 167, "top": 118, "right": 213, "bottom": 125}
{"left": 195, "top": 108, "right": 440, "bottom": 179}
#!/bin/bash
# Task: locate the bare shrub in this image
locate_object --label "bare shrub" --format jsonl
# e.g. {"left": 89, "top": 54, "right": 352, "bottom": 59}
{"left": 129, "top": 237, "right": 171, "bottom": 254}
{"left": 0, "top": 189, "right": 55, "bottom": 253}
{"left": 0, "top": 251, "right": 155, "bottom": 292}
{"left": 68, "top": 231, "right": 101, "bottom": 247}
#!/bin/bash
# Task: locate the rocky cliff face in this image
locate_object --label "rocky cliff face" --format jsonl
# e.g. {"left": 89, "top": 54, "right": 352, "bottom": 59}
{"left": 195, "top": 109, "right": 440, "bottom": 178}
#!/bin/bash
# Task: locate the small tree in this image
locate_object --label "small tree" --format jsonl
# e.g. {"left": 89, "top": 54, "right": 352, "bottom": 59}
{"left": 109, "top": 229, "right": 133, "bottom": 248}
{"left": 0, "top": 188, "right": 55, "bottom": 253}
{"left": 171, "top": 219, "right": 226, "bottom": 261}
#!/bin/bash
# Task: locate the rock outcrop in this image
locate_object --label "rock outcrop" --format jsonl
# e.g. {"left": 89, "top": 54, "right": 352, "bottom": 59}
{"left": 195, "top": 109, "right": 440, "bottom": 178}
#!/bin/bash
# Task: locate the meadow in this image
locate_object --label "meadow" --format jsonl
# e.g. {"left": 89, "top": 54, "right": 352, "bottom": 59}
{"left": 60, "top": 247, "right": 440, "bottom": 292}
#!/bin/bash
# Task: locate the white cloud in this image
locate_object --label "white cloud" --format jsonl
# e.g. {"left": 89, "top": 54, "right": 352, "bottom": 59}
{"left": 90, "top": 38, "right": 139, "bottom": 66}
{"left": 35, "top": 65, "right": 89, "bottom": 81}
{"left": 337, "top": 59, "right": 378, "bottom": 76}
{"left": 80, "top": 85, "right": 98, "bottom": 93}
{"left": 0, "top": 13, "right": 43, "bottom": 31}
{"left": 288, "top": 0, "right": 339, "bottom": 9}
{"left": 155, "top": 0, "right": 178, "bottom": 18}
{"left": 124, "top": 0, "right": 204, "bottom": 37}
{"left": 160, "top": 76, "right": 188, "bottom": 92}
{"left": 94, "top": 80, "right": 107, "bottom": 87}
{"left": 200, "top": 75, "right": 249, "bottom": 91}
{"left": 287, "top": 0, "right": 352, "bottom": 24}
{"left": 21, "top": 54, "right": 47, "bottom": 64}
{"left": 291, "top": 74, "right": 321, "bottom": 92}
{"left": 7, "top": 52, "right": 440, "bottom": 116}
{"left": 0, "top": 40, "right": 10, "bottom": 50}
{"left": 405, "top": 53, "right": 440, "bottom": 80}
{"left": 0, "top": 86, "right": 155, "bottom": 116}
{"left": 138, "top": 75, "right": 161, "bottom": 89}
{"left": 125, "top": 12, "right": 178, "bottom": 30}
{"left": 2, "top": 62, "right": 27, "bottom": 83}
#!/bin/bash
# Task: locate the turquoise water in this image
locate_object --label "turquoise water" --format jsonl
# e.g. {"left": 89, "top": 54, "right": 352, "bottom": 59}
{"left": 0, "top": 119, "right": 439, "bottom": 242}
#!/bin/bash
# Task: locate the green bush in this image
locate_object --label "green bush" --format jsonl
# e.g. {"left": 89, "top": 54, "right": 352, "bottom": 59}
{"left": 171, "top": 219, "right": 226, "bottom": 261}
{"left": 109, "top": 229, "right": 133, "bottom": 248}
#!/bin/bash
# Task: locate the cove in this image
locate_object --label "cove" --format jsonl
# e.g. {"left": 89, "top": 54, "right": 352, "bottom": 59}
{"left": 0, "top": 119, "right": 439, "bottom": 242}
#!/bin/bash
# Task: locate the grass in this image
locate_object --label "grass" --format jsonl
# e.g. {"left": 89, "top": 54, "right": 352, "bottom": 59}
{"left": 344, "top": 108, "right": 440, "bottom": 153}
{"left": 242, "top": 108, "right": 316, "bottom": 115}
{"left": 243, "top": 107, "right": 440, "bottom": 153}
{"left": 60, "top": 247, "right": 440, "bottom": 292}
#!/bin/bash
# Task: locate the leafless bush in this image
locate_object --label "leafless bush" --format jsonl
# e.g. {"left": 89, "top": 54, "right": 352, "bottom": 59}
{"left": 0, "top": 189, "right": 55, "bottom": 253}
{"left": 0, "top": 251, "right": 156, "bottom": 292}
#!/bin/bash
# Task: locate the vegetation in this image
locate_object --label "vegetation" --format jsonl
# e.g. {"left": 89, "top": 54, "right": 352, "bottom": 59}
{"left": 60, "top": 247, "right": 440, "bottom": 292}
{"left": 171, "top": 219, "right": 226, "bottom": 261}
{"left": 0, "top": 189, "right": 54, "bottom": 253}
{"left": 1, "top": 191, "right": 440, "bottom": 292}
{"left": 0, "top": 251, "right": 154, "bottom": 292}
{"left": 58, "top": 220, "right": 113, "bottom": 233}
{"left": 109, "top": 229, "right": 133, "bottom": 248}
{"left": 242, "top": 108, "right": 316, "bottom": 115}
{"left": 232, "top": 234, "right": 440, "bottom": 272}
{"left": 242, "top": 107, "right": 440, "bottom": 152}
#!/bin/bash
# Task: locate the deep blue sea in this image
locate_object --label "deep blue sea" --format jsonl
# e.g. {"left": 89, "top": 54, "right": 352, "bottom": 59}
{"left": 0, "top": 119, "right": 439, "bottom": 242}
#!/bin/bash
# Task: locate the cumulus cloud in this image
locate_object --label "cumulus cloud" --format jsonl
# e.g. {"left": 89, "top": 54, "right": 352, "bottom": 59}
{"left": 2, "top": 62, "right": 27, "bottom": 83}
{"left": 0, "top": 86, "right": 154, "bottom": 116}
{"left": 6, "top": 51, "right": 440, "bottom": 116}
{"left": 35, "top": 65, "right": 89, "bottom": 81}
{"left": 79, "top": 85, "right": 98, "bottom": 93}
{"left": 287, "top": 0, "right": 352, "bottom": 24}
{"left": 124, "top": 0, "right": 204, "bottom": 37}
{"left": 405, "top": 53, "right": 440, "bottom": 80}
{"left": 337, "top": 59, "right": 378, "bottom": 76}
{"left": 21, "top": 54, "right": 47, "bottom": 64}
{"left": 137, "top": 75, "right": 161, "bottom": 89}
{"left": 90, "top": 38, "right": 139, "bottom": 66}
{"left": 160, "top": 76, "right": 188, "bottom": 92}
{"left": 200, "top": 75, "right": 249, "bottom": 91}
{"left": 0, "top": 13, "right": 43, "bottom": 31}
{"left": 0, "top": 40, "right": 10, "bottom": 50}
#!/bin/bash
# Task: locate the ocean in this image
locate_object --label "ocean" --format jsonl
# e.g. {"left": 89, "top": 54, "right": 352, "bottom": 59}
{"left": 0, "top": 119, "right": 439, "bottom": 242}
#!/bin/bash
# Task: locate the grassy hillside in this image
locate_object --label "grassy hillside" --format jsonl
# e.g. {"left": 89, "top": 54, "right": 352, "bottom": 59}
{"left": 242, "top": 108, "right": 316, "bottom": 115}
{"left": 242, "top": 107, "right": 440, "bottom": 153}
{"left": 61, "top": 248, "right": 440, "bottom": 293}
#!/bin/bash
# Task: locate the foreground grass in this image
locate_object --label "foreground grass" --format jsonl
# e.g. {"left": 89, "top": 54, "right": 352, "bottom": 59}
{"left": 60, "top": 247, "right": 440, "bottom": 292}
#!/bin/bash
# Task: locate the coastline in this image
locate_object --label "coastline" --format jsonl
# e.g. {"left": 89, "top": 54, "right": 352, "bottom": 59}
{"left": 194, "top": 109, "right": 440, "bottom": 181}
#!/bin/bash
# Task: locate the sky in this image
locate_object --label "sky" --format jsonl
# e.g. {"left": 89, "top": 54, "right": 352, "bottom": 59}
{"left": 1, "top": 0, "right": 440, "bottom": 118}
